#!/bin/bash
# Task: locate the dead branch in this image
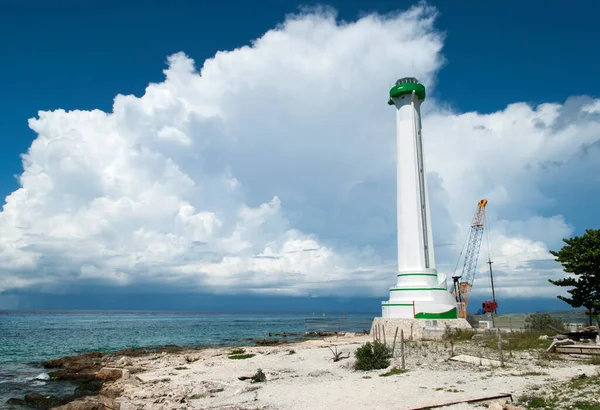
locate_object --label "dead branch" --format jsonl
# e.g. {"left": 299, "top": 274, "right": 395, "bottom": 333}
{"left": 328, "top": 346, "right": 351, "bottom": 362}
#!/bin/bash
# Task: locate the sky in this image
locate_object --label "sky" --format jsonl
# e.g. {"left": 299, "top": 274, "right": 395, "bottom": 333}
{"left": 0, "top": 0, "right": 599, "bottom": 312}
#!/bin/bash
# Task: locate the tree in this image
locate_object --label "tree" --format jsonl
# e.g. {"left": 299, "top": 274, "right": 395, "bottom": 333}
{"left": 549, "top": 229, "right": 600, "bottom": 336}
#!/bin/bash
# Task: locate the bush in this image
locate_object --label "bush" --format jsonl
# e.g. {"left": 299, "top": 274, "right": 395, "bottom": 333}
{"left": 525, "top": 313, "right": 565, "bottom": 332}
{"left": 354, "top": 341, "right": 392, "bottom": 371}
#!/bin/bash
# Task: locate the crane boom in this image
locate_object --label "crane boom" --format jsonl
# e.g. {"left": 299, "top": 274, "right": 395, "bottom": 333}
{"left": 452, "top": 199, "right": 488, "bottom": 318}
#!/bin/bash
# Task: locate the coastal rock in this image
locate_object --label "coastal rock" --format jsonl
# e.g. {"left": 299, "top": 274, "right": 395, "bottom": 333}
{"left": 96, "top": 368, "right": 123, "bottom": 381}
{"left": 117, "top": 357, "right": 133, "bottom": 367}
{"left": 51, "top": 397, "right": 114, "bottom": 410}
{"left": 7, "top": 393, "right": 68, "bottom": 408}
{"left": 44, "top": 352, "right": 104, "bottom": 370}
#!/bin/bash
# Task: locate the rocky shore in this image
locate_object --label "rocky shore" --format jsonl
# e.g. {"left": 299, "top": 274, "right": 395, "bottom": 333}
{"left": 7, "top": 332, "right": 600, "bottom": 409}
{"left": 7, "top": 346, "right": 204, "bottom": 410}
{"left": 4, "top": 333, "right": 331, "bottom": 410}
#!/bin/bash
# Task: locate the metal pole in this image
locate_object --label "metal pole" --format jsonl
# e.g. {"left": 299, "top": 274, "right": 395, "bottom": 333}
{"left": 488, "top": 259, "right": 497, "bottom": 313}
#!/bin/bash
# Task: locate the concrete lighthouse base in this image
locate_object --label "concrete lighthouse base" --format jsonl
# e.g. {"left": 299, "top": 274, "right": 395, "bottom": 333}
{"left": 370, "top": 317, "right": 472, "bottom": 341}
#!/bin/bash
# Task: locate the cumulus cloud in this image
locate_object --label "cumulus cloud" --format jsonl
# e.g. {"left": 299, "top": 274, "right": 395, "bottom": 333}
{"left": 1, "top": 4, "right": 599, "bottom": 301}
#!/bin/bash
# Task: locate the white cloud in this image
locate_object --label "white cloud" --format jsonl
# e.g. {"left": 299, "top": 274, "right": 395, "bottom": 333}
{"left": 583, "top": 100, "right": 600, "bottom": 114}
{"left": 1, "top": 4, "right": 599, "bottom": 301}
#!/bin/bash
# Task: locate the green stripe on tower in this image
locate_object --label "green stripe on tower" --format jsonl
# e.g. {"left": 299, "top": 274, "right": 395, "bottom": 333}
{"left": 390, "top": 287, "right": 447, "bottom": 291}
{"left": 414, "top": 308, "right": 458, "bottom": 319}
{"left": 381, "top": 303, "right": 413, "bottom": 307}
{"left": 396, "top": 273, "right": 438, "bottom": 277}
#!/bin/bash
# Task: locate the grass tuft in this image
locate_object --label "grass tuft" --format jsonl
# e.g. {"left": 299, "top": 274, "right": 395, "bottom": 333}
{"left": 588, "top": 355, "right": 600, "bottom": 366}
{"left": 442, "top": 328, "right": 476, "bottom": 342}
{"left": 483, "top": 331, "right": 552, "bottom": 351}
{"left": 228, "top": 353, "right": 256, "bottom": 360}
{"left": 518, "top": 393, "right": 559, "bottom": 409}
{"left": 379, "top": 367, "right": 408, "bottom": 377}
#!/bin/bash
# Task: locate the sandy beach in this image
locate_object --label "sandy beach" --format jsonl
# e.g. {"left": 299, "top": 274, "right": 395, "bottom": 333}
{"left": 46, "top": 332, "right": 599, "bottom": 410}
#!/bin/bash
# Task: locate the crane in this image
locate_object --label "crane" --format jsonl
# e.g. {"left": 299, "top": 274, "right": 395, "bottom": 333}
{"left": 451, "top": 199, "right": 497, "bottom": 318}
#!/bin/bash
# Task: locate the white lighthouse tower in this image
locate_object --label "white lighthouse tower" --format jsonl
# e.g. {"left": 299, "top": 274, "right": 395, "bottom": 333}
{"left": 381, "top": 78, "right": 458, "bottom": 320}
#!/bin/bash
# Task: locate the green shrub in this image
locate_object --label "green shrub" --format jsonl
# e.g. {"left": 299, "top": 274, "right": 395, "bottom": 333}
{"left": 354, "top": 341, "right": 392, "bottom": 371}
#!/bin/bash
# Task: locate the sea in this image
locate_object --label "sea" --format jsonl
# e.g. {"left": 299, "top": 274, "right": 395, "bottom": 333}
{"left": 0, "top": 310, "right": 376, "bottom": 408}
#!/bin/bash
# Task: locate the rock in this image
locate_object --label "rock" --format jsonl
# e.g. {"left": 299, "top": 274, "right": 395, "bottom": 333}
{"left": 7, "top": 393, "right": 68, "bottom": 408}
{"left": 487, "top": 399, "right": 524, "bottom": 410}
{"left": 43, "top": 352, "right": 104, "bottom": 370}
{"left": 487, "top": 400, "right": 504, "bottom": 410}
{"left": 116, "top": 357, "right": 132, "bottom": 367}
{"left": 96, "top": 367, "right": 123, "bottom": 381}
{"left": 51, "top": 397, "right": 109, "bottom": 410}
{"left": 99, "top": 384, "right": 124, "bottom": 399}
{"left": 73, "top": 380, "right": 104, "bottom": 397}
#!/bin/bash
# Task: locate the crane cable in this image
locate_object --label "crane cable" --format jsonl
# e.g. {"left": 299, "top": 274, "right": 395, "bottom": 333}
{"left": 484, "top": 210, "right": 492, "bottom": 266}
{"left": 452, "top": 209, "right": 475, "bottom": 279}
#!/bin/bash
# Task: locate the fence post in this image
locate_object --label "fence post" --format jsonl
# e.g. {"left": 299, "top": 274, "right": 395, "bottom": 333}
{"left": 392, "top": 327, "right": 399, "bottom": 356}
{"left": 383, "top": 325, "right": 387, "bottom": 346}
{"left": 497, "top": 328, "right": 504, "bottom": 366}
{"left": 400, "top": 330, "right": 405, "bottom": 369}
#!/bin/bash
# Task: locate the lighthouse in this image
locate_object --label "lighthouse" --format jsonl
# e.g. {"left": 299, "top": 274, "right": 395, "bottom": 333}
{"left": 381, "top": 78, "right": 458, "bottom": 319}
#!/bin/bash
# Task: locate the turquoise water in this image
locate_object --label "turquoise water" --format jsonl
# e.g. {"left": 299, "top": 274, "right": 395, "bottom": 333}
{"left": 0, "top": 310, "right": 375, "bottom": 407}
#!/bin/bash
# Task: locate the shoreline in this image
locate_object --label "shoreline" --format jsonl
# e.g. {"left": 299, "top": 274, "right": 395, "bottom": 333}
{"left": 9, "top": 332, "right": 598, "bottom": 410}
{"left": 5, "top": 332, "right": 345, "bottom": 409}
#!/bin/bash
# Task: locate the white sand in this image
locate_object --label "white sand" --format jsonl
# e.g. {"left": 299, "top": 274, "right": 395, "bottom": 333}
{"left": 107, "top": 334, "right": 598, "bottom": 410}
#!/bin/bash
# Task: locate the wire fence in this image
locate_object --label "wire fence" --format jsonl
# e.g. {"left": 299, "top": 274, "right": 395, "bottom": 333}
{"left": 303, "top": 317, "right": 374, "bottom": 334}
{"left": 474, "top": 310, "right": 592, "bottom": 331}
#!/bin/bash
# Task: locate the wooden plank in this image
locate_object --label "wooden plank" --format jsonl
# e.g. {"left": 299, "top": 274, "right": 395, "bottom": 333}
{"left": 410, "top": 393, "right": 513, "bottom": 409}
{"left": 556, "top": 344, "right": 600, "bottom": 355}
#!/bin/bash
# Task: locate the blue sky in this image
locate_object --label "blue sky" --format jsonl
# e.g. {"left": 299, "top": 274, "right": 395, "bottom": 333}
{"left": 0, "top": 0, "right": 599, "bottom": 312}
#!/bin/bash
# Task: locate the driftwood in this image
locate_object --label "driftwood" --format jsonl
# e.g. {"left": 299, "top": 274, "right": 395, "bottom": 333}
{"left": 328, "top": 346, "right": 350, "bottom": 362}
{"left": 238, "top": 368, "right": 267, "bottom": 383}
